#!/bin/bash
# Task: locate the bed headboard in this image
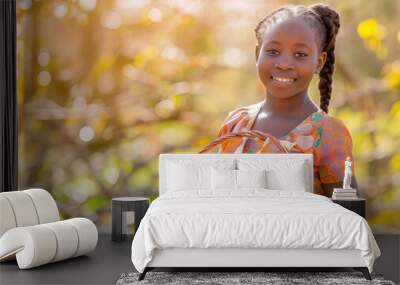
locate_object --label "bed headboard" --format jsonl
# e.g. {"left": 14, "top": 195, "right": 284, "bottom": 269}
{"left": 158, "top": 153, "right": 314, "bottom": 195}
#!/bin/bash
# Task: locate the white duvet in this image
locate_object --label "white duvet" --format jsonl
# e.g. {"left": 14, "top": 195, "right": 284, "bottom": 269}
{"left": 131, "top": 189, "right": 381, "bottom": 273}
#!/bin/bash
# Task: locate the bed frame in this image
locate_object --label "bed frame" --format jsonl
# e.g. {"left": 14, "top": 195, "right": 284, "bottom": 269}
{"left": 141, "top": 248, "right": 371, "bottom": 280}
{"left": 138, "top": 153, "right": 372, "bottom": 281}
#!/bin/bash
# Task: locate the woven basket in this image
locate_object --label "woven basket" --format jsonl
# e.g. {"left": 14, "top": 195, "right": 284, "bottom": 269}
{"left": 199, "top": 130, "right": 289, "bottom": 153}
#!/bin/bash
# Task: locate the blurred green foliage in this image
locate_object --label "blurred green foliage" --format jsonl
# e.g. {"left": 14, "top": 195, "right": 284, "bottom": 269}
{"left": 16, "top": 0, "right": 400, "bottom": 233}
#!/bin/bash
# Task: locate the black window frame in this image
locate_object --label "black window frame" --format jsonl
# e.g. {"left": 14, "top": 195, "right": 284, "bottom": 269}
{"left": 0, "top": 0, "right": 17, "bottom": 192}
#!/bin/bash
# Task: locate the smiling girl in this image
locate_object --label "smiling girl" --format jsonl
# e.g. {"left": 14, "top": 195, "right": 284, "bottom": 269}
{"left": 199, "top": 3, "right": 358, "bottom": 197}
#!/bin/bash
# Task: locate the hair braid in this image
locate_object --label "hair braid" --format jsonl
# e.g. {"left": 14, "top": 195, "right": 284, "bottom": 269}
{"left": 309, "top": 4, "right": 340, "bottom": 113}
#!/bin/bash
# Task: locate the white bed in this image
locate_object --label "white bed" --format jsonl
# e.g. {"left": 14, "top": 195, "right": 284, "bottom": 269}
{"left": 131, "top": 153, "right": 381, "bottom": 281}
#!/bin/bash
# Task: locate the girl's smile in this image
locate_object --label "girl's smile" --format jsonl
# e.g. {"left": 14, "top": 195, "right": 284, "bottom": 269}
{"left": 270, "top": 75, "right": 298, "bottom": 88}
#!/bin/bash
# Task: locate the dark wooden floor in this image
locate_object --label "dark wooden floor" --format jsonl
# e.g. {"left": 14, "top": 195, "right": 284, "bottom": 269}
{"left": 0, "top": 235, "right": 134, "bottom": 285}
{"left": 0, "top": 234, "right": 399, "bottom": 285}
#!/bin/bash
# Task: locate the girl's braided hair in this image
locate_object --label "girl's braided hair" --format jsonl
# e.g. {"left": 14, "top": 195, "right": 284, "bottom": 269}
{"left": 254, "top": 3, "right": 340, "bottom": 113}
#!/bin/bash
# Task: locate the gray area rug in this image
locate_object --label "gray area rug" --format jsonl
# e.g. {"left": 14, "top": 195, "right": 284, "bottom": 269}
{"left": 116, "top": 271, "right": 396, "bottom": 285}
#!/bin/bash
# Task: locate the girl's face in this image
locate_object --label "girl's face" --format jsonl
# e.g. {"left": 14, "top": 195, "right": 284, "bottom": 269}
{"left": 255, "top": 17, "right": 327, "bottom": 99}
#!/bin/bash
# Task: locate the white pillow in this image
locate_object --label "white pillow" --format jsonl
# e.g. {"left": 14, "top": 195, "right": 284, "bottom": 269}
{"left": 266, "top": 164, "right": 307, "bottom": 191}
{"left": 211, "top": 168, "right": 236, "bottom": 190}
{"left": 167, "top": 159, "right": 235, "bottom": 192}
{"left": 168, "top": 162, "right": 210, "bottom": 191}
{"left": 237, "top": 159, "right": 307, "bottom": 191}
{"left": 236, "top": 169, "right": 267, "bottom": 189}
{"left": 211, "top": 168, "right": 267, "bottom": 190}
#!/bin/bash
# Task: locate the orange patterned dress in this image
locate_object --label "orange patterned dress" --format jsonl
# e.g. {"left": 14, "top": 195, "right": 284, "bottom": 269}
{"left": 199, "top": 99, "right": 355, "bottom": 196}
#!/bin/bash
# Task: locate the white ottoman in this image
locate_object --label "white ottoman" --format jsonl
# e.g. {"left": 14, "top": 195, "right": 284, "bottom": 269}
{"left": 0, "top": 189, "right": 98, "bottom": 269}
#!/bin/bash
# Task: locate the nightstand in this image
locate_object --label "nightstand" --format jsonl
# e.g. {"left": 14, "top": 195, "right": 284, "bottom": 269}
{"left": 331, "top": 198, "right": 366, "bottom": 218}
{"left": 111, "top": 197, "right": 150, "bottom": 242}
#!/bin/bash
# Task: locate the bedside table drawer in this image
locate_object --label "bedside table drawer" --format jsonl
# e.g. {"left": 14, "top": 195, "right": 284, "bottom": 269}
{"left": 331, "top": 199, "right": 366, "bottom": 218}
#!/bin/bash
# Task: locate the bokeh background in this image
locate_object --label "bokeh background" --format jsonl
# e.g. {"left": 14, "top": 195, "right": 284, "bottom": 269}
{"left": 16, "top": 0, "right": 400, "bottom": 233}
